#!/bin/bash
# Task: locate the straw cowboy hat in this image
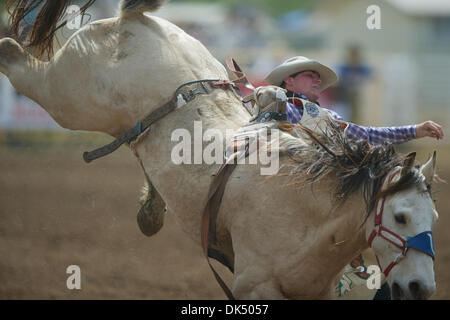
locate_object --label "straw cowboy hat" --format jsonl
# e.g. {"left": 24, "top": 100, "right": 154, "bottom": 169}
{"left": 264, "top": 56, "right": 338, "bottom": 91}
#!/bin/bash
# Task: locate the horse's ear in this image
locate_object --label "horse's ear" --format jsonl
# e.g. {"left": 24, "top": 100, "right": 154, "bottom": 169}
{"left": 420, "top": 151, "right": 437, "bottom": 186}
{"left": 401, "top": 152, "right": 416, "bottom": 176}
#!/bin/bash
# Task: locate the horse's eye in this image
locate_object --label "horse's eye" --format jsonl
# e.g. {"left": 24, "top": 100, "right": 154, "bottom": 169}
{"left": 394, "top": 214, "right": 407, "bottom": 224}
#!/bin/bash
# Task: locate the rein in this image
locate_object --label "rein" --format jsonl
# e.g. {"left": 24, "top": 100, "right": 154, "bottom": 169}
{"left": 368, "top": 168, "right": 435, "bottom": 277}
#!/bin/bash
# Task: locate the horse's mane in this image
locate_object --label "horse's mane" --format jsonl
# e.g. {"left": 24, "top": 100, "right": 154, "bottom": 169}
{"left": 279, "top": 120, "right": 425, "bottom": 221}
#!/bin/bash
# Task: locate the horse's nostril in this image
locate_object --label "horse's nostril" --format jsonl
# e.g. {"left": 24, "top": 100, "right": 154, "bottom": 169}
{"left": 409, "top": 280, "right": 426, "bottom": 300}
{"left": 409, "top": 281, "right": 420, "bottom": 294}
{"left": 392, "top": 282, "right": 404, "bottom": 300}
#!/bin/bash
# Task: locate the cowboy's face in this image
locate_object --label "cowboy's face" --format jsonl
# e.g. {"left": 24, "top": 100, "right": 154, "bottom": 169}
{"left": 284, "top": 70, "right": 322, "bottom": 101}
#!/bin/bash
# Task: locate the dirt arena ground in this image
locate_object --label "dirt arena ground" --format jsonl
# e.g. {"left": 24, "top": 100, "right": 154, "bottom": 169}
{"left": 1, "top": 135, "right": 449, "bottom": 299}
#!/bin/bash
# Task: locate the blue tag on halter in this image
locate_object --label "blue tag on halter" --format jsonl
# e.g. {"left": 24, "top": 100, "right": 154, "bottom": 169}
{"left": 406, "top": 231, "right": 435, "bottom": 259}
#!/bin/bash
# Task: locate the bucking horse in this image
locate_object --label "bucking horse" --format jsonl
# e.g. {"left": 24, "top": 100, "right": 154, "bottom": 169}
{"left": 0, "top": 0, "right": 440, "bottom": 299}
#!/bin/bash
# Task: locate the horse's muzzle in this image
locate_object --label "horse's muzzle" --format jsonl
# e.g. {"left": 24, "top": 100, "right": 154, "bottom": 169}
{"left": 392, "top": 280, "right": 435, "bottom": 300}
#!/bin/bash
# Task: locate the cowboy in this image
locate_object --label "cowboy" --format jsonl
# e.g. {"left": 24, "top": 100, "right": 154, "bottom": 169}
{"left": 264, "top": 56, "right": 444, "bottom": 300}
{"left": 264, "top": 56, "right": 443, "bottom": 144}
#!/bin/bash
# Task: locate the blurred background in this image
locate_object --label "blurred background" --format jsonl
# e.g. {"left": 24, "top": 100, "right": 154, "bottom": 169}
{"left": 2, "top": 0, "right": 450, "bottom": 135}
{"left": 1, "top": 0, "right": 449, "bottom": 299}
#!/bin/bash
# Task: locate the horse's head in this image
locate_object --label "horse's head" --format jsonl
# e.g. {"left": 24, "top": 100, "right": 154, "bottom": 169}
{"left": 366, "top": 151, "right": 439, "bottom": 299}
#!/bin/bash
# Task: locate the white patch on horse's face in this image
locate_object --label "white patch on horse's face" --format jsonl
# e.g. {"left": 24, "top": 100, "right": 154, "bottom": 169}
{"left": 368, "top": 170, "right": 438, "bottom": 299}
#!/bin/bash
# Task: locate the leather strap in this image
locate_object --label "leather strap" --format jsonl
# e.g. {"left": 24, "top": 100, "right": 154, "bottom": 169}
{"left": 83, "top": 59, "right": 259, "bottom": 163}
{"left": 201, "top": 160, "right": 238, "bottom": 300}
{"left": 83, "top": 96, "right": 177, "bottom": 163}
{"left": 200, "top": 138, "right": 256, "bottom": 300}
{"left": 83, "top": 79, "right": 218, "bottom": 163}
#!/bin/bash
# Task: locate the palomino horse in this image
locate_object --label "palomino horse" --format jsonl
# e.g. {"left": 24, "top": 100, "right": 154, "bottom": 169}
{"left": 0, "top": 0, "right": 439, "bottom": 299}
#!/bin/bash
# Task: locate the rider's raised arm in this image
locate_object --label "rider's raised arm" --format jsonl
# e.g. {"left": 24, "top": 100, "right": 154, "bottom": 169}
{"left": 328, "top": 116, "right": 443, "bottom": 145}
{"left": 324, "top": 109, "right": 417, "bottom": 145}
{"left": 344, "top": 123, "right": 417, "bottom": 145}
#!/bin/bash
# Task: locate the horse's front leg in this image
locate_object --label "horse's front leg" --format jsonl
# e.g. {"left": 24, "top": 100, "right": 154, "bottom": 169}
{"left": 230, "top": 236, "right": 287, "bottom": 299}
{"left": 232, "top": 265, "right": 287, "bottom": 299}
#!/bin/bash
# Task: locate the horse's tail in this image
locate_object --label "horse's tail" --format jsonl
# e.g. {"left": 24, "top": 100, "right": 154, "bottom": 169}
{"left": 5, "top": 0, "right": 167, "bottom": 59}
{"left": 119, "top": 0, "right": 167, "bottom": 16}
{"left": 6, "top": 0, "right": 97, "bottom": 59}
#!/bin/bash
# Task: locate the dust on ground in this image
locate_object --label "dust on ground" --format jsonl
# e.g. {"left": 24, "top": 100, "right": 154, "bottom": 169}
{"left": 0, "top": 140, "right": 449, "bottom": 299}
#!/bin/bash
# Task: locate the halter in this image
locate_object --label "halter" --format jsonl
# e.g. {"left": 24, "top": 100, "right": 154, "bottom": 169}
{"left": 367, "top": 167, "right": 435, "bottom": 277}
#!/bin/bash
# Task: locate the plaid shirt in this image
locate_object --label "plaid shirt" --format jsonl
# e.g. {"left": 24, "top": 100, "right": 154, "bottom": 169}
{"left": 286, "top": 102, "right": 416, "bottom": 145}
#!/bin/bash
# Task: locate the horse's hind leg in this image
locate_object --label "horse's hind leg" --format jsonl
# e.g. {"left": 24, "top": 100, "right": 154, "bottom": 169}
{"left": 0, "top": 38, "right": 26, "bottom": 76}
